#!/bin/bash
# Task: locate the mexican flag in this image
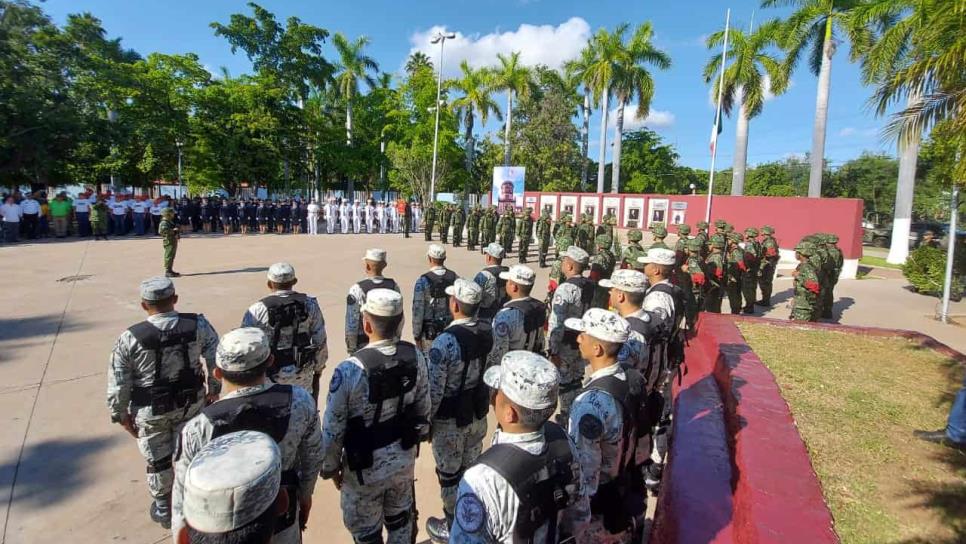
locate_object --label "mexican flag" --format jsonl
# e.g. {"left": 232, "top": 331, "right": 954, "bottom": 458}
{"left": 710, "top": 107, "right": 723, "bottom": 154}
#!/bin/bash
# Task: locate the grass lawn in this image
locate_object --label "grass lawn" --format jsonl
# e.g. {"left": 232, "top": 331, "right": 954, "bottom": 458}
{"left": 860, "top": 255, "right": 904, "bottom": 270}
{"left": 738, "top": 323, "right": 966, "bottom": 544}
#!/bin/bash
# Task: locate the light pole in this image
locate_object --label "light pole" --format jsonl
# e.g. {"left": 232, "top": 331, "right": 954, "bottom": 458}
{"left": 429, "top": 31, "right": 456, "bottom": 204}
{"left": 690, "top": 183, "right": 696, "bottom": 195}
{"left": 107, "top": 109, "right": 118, "bottom": 191}
{"left": 176, "top": 140, "right": 184, "bottom": 198}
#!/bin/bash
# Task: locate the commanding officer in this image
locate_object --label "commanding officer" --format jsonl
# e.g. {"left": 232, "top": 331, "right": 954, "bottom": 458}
{"left": 791, "top": 242, "right": 821, "bottom": 321}
{"left": 757, "top": 226, "right": 780, "bottom": 307}
{"left": 621, "top": 229, "right": 646, "bottom": 270}
{"left": 346, "top": 249, "right": 400, "bottom": 354}
{"left": 177, "top": 431, "right": 285, "bottom": 543}
{"left": 107, "top": 277, "right": 219, "bottom": 529}
{"left": 321, "top": 289, "right": 431, "bottom": 544}
{"left": 741, "top": 227, "right": 762, "bottom": 314}
{"left": 589, "top": 234, "right": 616, "bottom": 309}
{"left": 474, "top": 243, "right": 509, "bottom": 324}
{"left": 535, "top": 208, "right": 553, "bottom": 268}
{"left": 449, "top": 351, "right": 587, "bottom": 544}
{"left": 466, "top": 205, "right": 481, "bottom": 250}
{"left": 517, "top": 208, "right": 534, "bottom": 263}
{"left": 452, "top": 204, "right": 466, "bottom": 247}
{"left": 172, "top": 327, "right": 324, "bottom": 544}
{"left": 488, "top": 264, "right": 546, "bottom": 368}
{"left": 413, "top": 244, "right": 458, "bottom": 352}
{"left": 423, "top": 204, "right": 436, "bottom": 241}
{"left": 241, "top": 263, "right": 328, "bottom": 400}
{"left": 425, "top": 279, "right": 492, "bottom": 542}
{"left": 548, "top": 246, "right": 595, "bottom": 421}
{"left": 159, "top": 207, "right": 181, "bottom": 278}
{"left": 565, "top": 309, "right": 646, "bottom": 543}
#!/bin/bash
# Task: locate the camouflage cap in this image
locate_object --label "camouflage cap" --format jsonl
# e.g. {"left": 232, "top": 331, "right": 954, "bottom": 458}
{"left": 216, "top": 327, "right": 271, "bottom": 372}
{"left": 363, "top": 249, "right": 387, "bottom": 263}
{"left": 595, "top": 234, "right": 612, "bottom": 248}
{"left": 599, "top": 269, "right": 647, "bottom": 294}
{"left": 696, "top": 221, "right": 709, "bottom": 229}
{"left": 183, "top": 430, "right": 281, "bottom": 534}
{"left": 745, "top": 227, "right": 759, "bottom": 237}
{"left": 427, "top": 244, "right": 447, "bottom": 260}
{"left": 714, "top": 219, "right": 727, "bottom": 229}
{"left": 267, "top": 262, "right": 296, "bottom": 283}
{"left": 650, "top": 224, "right": 668, "bottom": 237}
{"left": 445, "top": 278, "right": 483, "bottom": 305}
{"left": 627, "top": 229, "right": 643, "bottom": 242}
{"left": 795, "top": 242, "right": 816, "bottom": 256}
{"left": 688, "top": 237, "right": 704, "bottom": 251}
{"left": 362, "top": 288, "right": 404, "bottom": 317}
{"left": 564, "top": 246, "right": 590, "bottom": 266}
{"left": 711, "top": 237, "right": 726, "bottom": 249}
{"left": 499, "top": 264, "right": 536, "bottom": 286}
{"left": 161, "top": 207, "right": 175, "bottom": 217}
{"left": 639, "top": 248, "right": 677, "bottom": 266}
{"left": 140, "top": 276, "right": 175, "bottom": 301}
{"left": 676, "top": 224, "right": 691, "bottom": 234}
{"left": 761, "top": 225, "right": 774, "bottom": 235}
{"left": 827, "top": 233, "right": 839, "bottom": 243}
{"left": 484, "top": 242, "right": 506, "bottom": 259}
{"left": 565, "top": 308, "right": 630, "bottom": 344}
{"left": 483, "top": 350, "right": 558, "bottom": 410}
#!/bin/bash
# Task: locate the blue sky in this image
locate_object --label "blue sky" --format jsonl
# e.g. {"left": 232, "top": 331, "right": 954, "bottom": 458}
{"left": 43, "top": 0, "right": 897, "bottom": 170}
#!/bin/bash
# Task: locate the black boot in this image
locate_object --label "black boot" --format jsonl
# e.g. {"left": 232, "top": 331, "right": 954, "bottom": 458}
{"left": 150, "top": 497, "right": 171, "bottom": 529}
{"left": 426, "top": 515, "right": 452, "bottom": 543}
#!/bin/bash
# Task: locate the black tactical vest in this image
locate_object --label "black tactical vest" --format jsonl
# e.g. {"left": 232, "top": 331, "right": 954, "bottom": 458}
{"left": 561, "top": 276, "right": 595, "bottom": 349}
{"left": 478, "top": 265, "right": 509, "bottom": 320}
{"left": 435, "top": 322, "right": 493, "bottom": 427}
{"left": 422, "top": 269, "right": 457, "bottom": 300}
{"left": 261, "top": 293, "right": 312, "bottom": 369}
{"left": 354, "top": 278, "right": 399, "bottom": 349}
{"left": 505, "top": 298, "right": 547, "bottom": 353}
{"left": 128, "top": 314, "right": 203, "bottom": 412}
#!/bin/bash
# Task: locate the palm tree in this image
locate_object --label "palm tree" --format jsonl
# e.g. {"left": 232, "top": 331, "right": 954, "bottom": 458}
{"left": 764, "top": 0, "right": 865, "bottom": 197}
{"left": 610, "top": 22, "right": 671, "bottom": 193}
{"left": 704, "top": 20, "right": 789, "bottom": 195}
{"left": 448, "top": 61, "right": 502, "bottom": 179}
{"left": 333, "top": 33, "right": 378, "bottom": 195}
{"left": 490, "top": 52, "right": 534, "bottom": 166}
{"left": 405, "top": 51, "right": 432, "bottom": 75}
{"left": 584, "top": 26, "right": 626, "bottom": 193}
{"left": 565, "top": 46, "right": 597, "bottom": 190}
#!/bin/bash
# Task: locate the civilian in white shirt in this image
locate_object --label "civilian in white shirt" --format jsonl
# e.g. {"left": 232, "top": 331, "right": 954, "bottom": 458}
{"left": 1, "top": 196, "right": 23, "bottom": 243}
{"left": 20, "top": 193, "right": 41, "bottom": 239}
{"left": 73, "top": 191, "right": 92, "bottom": 237}
{"left": 132, "top": 196, "right": 150, "bottom": 235}
{"left": 110, "top": 195, "right": 129, "bottom": 235}
{"left": 307, "top": 199, "right": 321, "bottom": 235}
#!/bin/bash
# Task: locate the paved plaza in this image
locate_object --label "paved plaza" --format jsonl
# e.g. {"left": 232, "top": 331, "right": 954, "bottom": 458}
{"left": 0, "top": 232, "right": 963, "bottom": 544}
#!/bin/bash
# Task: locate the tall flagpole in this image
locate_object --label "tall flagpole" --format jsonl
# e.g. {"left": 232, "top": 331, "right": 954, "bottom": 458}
{"left": 705, "top": 8, "right": 731, "bottom": 223}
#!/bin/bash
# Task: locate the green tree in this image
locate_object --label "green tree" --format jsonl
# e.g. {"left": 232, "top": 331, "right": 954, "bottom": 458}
{"left": 490, "top": 51, "right": 534, "bottom": 167}
{"left": 618, "top": 129, "right": 686, "bottom": 194}
{"left": 332, "top": 32, "right": 378, "bottom": 195}
{"left": 448, "top": 60, "right": 501, "bottom": 183}
{"left": 584, "top": 26, "right": 625, "bottom": 192}
{"left": 564, "top": 46, "right": 597, "bottom": 189}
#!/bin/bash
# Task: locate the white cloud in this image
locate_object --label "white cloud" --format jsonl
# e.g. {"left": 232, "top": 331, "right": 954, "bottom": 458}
{"left": 607, "top": 105, "right": 675, "bottom": 131}
{"left": 838, "top": 127, "right": 878, "bottom": 138}
{"left": 838, "top": 127, "right": 857, "bottom": 137}
{"left": 405, "top": 17, "right": 592, "bottom": 78}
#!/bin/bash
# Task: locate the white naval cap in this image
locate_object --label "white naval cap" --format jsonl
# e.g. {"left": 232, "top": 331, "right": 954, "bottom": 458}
{"left": 638, "top": 248, "right": 676, "bottom": 266}
{"left": 599, "top": 269, "right": 648, "bottom": 293}
{"left": 445, "top": 277, "right": 482, "bottom": 305}
{"left": 362, "top": 288, "right": 404, "bottom": 317}
{"left": 483, "top": 242, "right": 505, "bottom": 259}
{"left": 140, "top": 276, "right": 175, "bottom": 301}
{"left": 483, "top": 350, "right": 558, "bottom": 410}
{"left": 427, "top": 244, "right": 447, "bottom": 260}
{"left": 363, "top": 248, "right": 387, "bottom": 263}
{"left": 216, "top": 327, "right": 271, "bottom": 372}
{"left": 499, "top": 264, "right": 535, "bottom": 286}
{"left": 564, "top": 307, "right": 630, "bottom": 344}
{"left": 267, "top": 262, "right": 296, "bottom": 283}
{"left": 183, "top": 430, "right": 281, "bottom": 534}
{"left": 563, "top": 246, "right": 590, "bottom": 266}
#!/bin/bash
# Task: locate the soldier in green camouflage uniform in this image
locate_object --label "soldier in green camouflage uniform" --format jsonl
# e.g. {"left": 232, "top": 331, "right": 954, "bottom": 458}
{"left": 498, "top": 209, "right": 515, "bottom": 253}
{"left": 792, "top": 242, "right": 821, "bottom": 321}
{"left": 608, "top": 215, "right": 621, "bottom": 258}
{"left": 822, "top": 234, "right": 844, "bottom": 319}
{"left": 621, "top": 229, "right": 646, "bottom": 270}
{"left": 694, "top": 221, "right": 710, "bottom": 259}
{"left": 479, "top": 207, "right": 494, "bottom": 249}
{"left": 725, "top": 232, "right": 744, "bottom": 314}
{"left": 805, "top": 235, "right": 829, "bottom": 318}
{"left": 649, "top": 224, "right": 669, "bottom": 250}
{"left": 159, "top": 208, "right": 181, "bottom": 277}
{"left": 423, "top": 205, "right": 437, "bottom": 241}
{"left": 596, "top": 212, "right": 614, "bottom": 240}
{"left": 554, "top": 214, "right": 575, "bottom": 261}
{"left": 685, "top": 237, "right": 707, "bottom": 324}
{"left": 466, "top": 206, "right": 481, "bottom": 250}
{"left": 757, "top": 225, "right": 780, "bottom": 306}
{"left": 451, "top": 204, "right": 466, "bottom": 247}
{"left": 741, "top": 227, "right": 762, "bottom": 314}
{"left": 590, "top": 234, "right": 616, "bottom": 309}
{"left": 674, "top": 224, "right": 691, "bottom": 268}
{"left": 535, "top": 208, "right": 552, "bottom": 267}
{"left": 548, "top": 235, "right": 573, "bottom": 288}
{"left": 516, "top": 208, "right": 534, "bottom": 263}
{"left": 704, "top": 237, "right": 726, "bottom": 313}
{"left": 438, "top": 204, "right": 452, "bottom": 243}
{"left": 576, "top": 214, "right": 595, "bottom": 254}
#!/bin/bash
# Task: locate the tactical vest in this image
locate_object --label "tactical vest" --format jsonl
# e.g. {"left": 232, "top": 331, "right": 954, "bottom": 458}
{"left": 261, "top": 293, "right": 316, "bottom": 372}
{"left": 562, "top": 276, "right": 595, "bottom": 349}
{"left": 435, "top": 322, "right": 493, "bottom": 427}
{"left": 420, "top": 270, "right": 457, "bottom": 340}
{"left": 128, "top": 314, "right": 203, "bottom": 413}
{"left": 204, "top": 384, "right": 299, "bottom": 534}
{"left": 505, "top": 298, "right": 547, "bottom": 353}
{"left": 478, "top": 265, "right": 509, "bottom": 321}
{"left": 647, "top": 283, "right": 687, "bottom": 376}
{"left": 344, "top": 342, "right": 423, "bottom": 480}
{"left": 474, "top": 422, "right": 576, "bottom": 544}
{"left": 353, "top": 278, "right": 399, "bottom": 349}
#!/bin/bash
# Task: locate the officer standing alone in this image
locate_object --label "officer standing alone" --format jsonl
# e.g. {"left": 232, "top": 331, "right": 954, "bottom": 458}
{"left": 159, "top": 207, "right": 181, "bottom": 277}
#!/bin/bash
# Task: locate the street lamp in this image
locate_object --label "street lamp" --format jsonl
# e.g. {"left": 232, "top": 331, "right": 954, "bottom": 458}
{"left": 689, "top": 183, "right": 696, "bottom": 195}
{"left": 176, "top": 140, "right": 184, "bottom": 198}
{"left": 429, "top": 30, "right": 456, "bottom": 204}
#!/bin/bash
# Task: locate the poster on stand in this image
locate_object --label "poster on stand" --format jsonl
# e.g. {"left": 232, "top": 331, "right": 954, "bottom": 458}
{"left": 670, "top": 201, "right": 687, "bottom": 225}
{"left": 623, "top": 197, "right": 644, "bottom": 228}
{"left": 540, "top": 194, "right": 558, "bottom": 219}
{"left": 580, "top": 195, "right": 600, "bottom": 224}
{"left": 560, "top": 195, "right": 578, "bottom": 219}
{"left": 491, "top": 167, "right": 525, "bottom": 213}
{"left": 647, "top": 198, "right": 669, "bottom": 227}
{"left": 602, "top": 196, "right": 621, "bottom": 224}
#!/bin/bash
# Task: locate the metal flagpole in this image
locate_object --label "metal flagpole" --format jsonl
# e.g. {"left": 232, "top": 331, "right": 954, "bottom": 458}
{"left": 940, "top": 184, "right": 959, "bottom": 324}
{"left": 705, "top": 8, "right": 731, "bottom": 223}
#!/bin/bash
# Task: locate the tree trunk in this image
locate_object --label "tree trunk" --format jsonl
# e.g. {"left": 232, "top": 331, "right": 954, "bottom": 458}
{"left": 808, "top": 18, "right": 834, "bottom": 198}
{"left": 504, "top": 91, "right": 513, "bottom": 166}
{"left": 596, "top": 91, "right": 609, "bottom": 194}
{"left": 464, "top": 108, "right": 475, "bottom": 206}
{"left": 732, "top": 100, "right": 750, "bottom": 195}
{"left": 611, "top": 99, "right": 625, "bottom": 194}
{"left": 346, "top": 100, "right": 354, "bottom": 198}
{"left": 581, "top": 89, "right": 591, "bottom": 190}
{"left": 887, "top": 93, "right": 923, "bottom": 265}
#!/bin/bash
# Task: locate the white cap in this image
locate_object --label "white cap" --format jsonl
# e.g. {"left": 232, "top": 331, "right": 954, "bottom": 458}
{"left": 483, "top": 243, "right": 505, "bottom": 259}
{"left": 362, "top": 288, "right": 404, "bottom": 317}
{"left": 483, "top": 350, "right": 558, "bottom": 410}
{"left": 638, "top": 248, "right": 676, "bottom": 266}
{"left": 563, "top": 246, "right": 589, "bottom": 266}
{"left": 599, "top": 269, "right": 648, "bottom": 293}
{"left": 216, "top": 327, "right": 271, "bottom": 372}
{"left": 183, "top": 430, "right": 281, "bottom": 533}
{"left": 564, "top": 308, "right": 630, "bottom": 344}
{"left": 267, "top": 262, "right": 296, "bottom": 283}
{"left": 140, "top": 276, "right": 175, "bottom": 301}
{"left": 499, "top": 264, "right": 535, "bottom": 286}
{"left": 363, "top": 249, "right": 387, "bottom": 263}
{"left": 445, "top": 278, "right": 482, "bottom": 305}
{"left": 427, "top": 244, "right": 447, "bottom": 260}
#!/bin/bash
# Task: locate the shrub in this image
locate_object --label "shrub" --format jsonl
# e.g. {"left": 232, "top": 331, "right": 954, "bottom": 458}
{"left": 902, "top": 244, "right": 965, "bottom": 298}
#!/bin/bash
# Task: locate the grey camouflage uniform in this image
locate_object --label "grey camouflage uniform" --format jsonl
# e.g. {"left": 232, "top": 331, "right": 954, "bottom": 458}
{"left": 413, "top": 267, "right": 455, "bottom": 351}
{"left": 487, "top": 298, "right": 546, "bottom": 368}
{"left": 345, "top": 277, "right": 401, "bottom": 353}
{"left": 321, "top": 340, "right": 432, "bottom": 544}
{"left": 548, "top": 281, "right": 588, "bottom": 418}
{"left": 106, "top": 311, "right": 219, "bottom": 504}
{"left": 472, "top": 269, "right": 500, "bottom": 322}
{"left": 241, "top": 290, "right": 328, "bottom": 393}
{"left": 171, "top": 383, "right": 324, "bottom": 543}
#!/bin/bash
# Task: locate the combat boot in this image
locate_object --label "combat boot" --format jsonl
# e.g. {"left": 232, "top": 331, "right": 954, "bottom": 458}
{"left": 165, "top": 270, "right": 181, "bottom": 278}
{"left": 150, "top": 497, "right": 172, "bottom": 529}
{"left": 426, "top": 515, "right": 452, "bottom": 543}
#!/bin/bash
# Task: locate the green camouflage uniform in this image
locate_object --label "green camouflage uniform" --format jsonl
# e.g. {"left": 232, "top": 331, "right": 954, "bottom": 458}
{"left": 451, "top": 205, "right": 466, "bottom": 246}
{"left": 423, "top": 206, "right": 437, "bottom": 241}
{"left": 535, "top": 210, "right": 552, "bottom": 267}
{"left": 576, "top": 214, "right": 595, "bottom": 254}
{"left": 758, "top": 226, "right": 780, "bottom": 305}
{"left": 590, "top": 235, "right": 615, "bottom": 309}
{"left": 554, "top": 215, "right": 575, "bottom": 260}
{"left": 792, "top": 242, "right": 821, "bottom": 321}
{"left": 498, "top": 210, "right": 514, "bottom": 253}
{"left": 823, "top": 234, "right": 844, "bottom": 319}
{"left": 685, "top": 237, "right": 706, "bottom": 325}
{"left": 649, "top": 224, "right": 669, "bottom": 250}
{"left": 516, "top": 208, "right": 534, "bottom": 262}
{"left": 466, "top": 206, "right": 481, "bottom": 250}
{"left": 439, "top": 205, "right": 452, "bottom": 243}
{"left": 741, "top": 227, "right": 762, "bottom": 313}
{"left": 479, "top": 208, "right": 494, "bottom": 248}
{"left": 674, "top": 224, "right": 691, "bottom": 268}
{"left": 622, "top": 229, "right": 646, "bottom": 270}
{"left": 694, "top": 221, "right": 710, "bottom": 259}
{"left": 725, "top": 233, "right": 744, "bottom": 314}
{"left": 159, "top": 209, "right": 180, "bottom": 275}
{"left": 704, "top": 239, "right": 726, "bottom": 313}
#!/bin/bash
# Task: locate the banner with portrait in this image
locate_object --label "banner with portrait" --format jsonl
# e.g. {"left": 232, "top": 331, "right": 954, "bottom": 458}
{"left": 492, "top": 167, "right": 525, "bottom": 213}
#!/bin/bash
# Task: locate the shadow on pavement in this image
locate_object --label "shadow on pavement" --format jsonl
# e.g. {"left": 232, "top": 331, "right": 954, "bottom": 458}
{"left": 0, "top": 316, "right": 88, "bottom": 363}
{"left": 180, "top": 266, "right": 270, "bottom": 278}
{"left": 830, "top": 297, "right": 855, "bottom": 322}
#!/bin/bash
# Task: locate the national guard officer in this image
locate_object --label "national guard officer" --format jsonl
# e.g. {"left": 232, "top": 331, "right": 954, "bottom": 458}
{"left": 704, "top": 237, "right": 726, "bottom": 313}
{"left": 741, "top": 227, "right": 762, "bottom": 314}
{"left": 548, "top": 246, "right": 595, "bottom": 422}
{"left": 171, "top": 327, "right": 324, "bottom": 544}
{"left": 241, "top": 263, "right": 328, "bottom": 400}
{"left": 621, "top": 229, "right": 646, "bottom": 270}
{"left": 517, "top": 208, "right": 534, "bottom": 263}
{"left": 757, "top": 226, "right": 779, "bottom": 307}
{"left": 791, "top": 242, "right": 821, "bottom": 321}
{"left": 449, "top": 351, "right": 587, "bottom": 544}
{"left": 725, "top": 233, "right": 744, "bottom": 314}
{"left": 423, "top": 204, "right": 436, "bottom": 241}
{"left": 425, "top": 279, "right": 492, "bottom": 542}
{"left": 159, "top": 207, "right": 181, "bottom": 277}
{"left": 107, "top": 277, "right": 220, "bottom": 528}
{"left": 565, "top": 309, "right": 646, "bottom": 543}
{"left": 466, "top": 205, "right": 481, "bottom": 250}
{"left": 413, "top": 244, "right": 458, "bottom": 352}
{"left": 452, "top": 204, "right": 466, "bottom": 247}
{"left": 177, "top": 430, "right": 284, "bottom": 544}
{"left": 590, "top": 234, "right": 616, "bottom": 309}
{"left": 320, "top": 289, "right": 431, "bottom": 544}
{"left": 474, "top": 243, "right": 509, "bottom": 324}
{"left": 346, "top": 249, "right": 400, "bottom": 354}
{"left": 603, "top": 269, "right": 659, "bottom": 400}
{"left": 535, "top": 208, "right": 552, "bottom": 268}
{"left": 487, "top": 264, "right": 546, "bottom": 368}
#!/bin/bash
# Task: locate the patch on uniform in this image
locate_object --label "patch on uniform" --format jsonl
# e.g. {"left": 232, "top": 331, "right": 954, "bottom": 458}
{"left": 329, "top": 368, "right": 343, "bottom": 393}
{"left": 429, "top": 347, "right": 444, "bottom": 366}
{"left": 495, "top": 321, "right": 510, "bottom": 337}
{"left": 617, "top": 343, "right": 631, "bottom": 362}
{"left": 455, "top": 493, "right": 485, "bottom": 533}
{"left": 346, "top": 295, "right": 356, "bottom": 306}
{"left": 578, "top": 414, "right": 604, "bottom": 440}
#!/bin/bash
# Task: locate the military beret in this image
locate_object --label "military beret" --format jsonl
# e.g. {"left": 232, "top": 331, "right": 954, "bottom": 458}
{"left": 140, "top": 276, "right": 175, "bottom": 301}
